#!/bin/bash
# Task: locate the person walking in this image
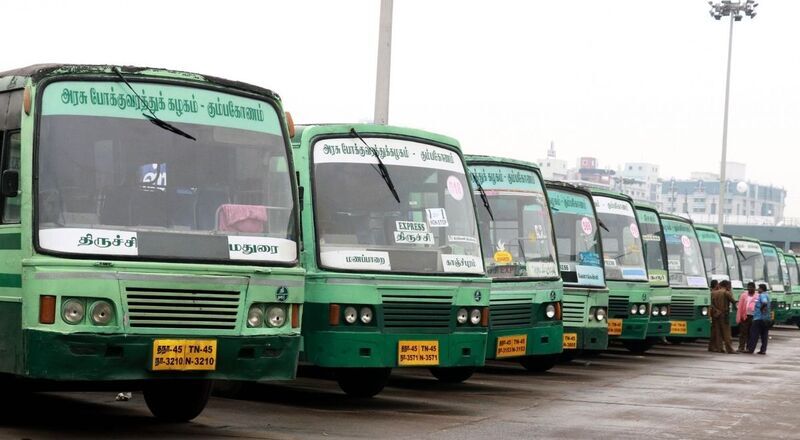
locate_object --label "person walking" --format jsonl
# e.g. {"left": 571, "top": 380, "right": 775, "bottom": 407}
{"left": 709, "top": 280, "right": 737, "bottom": 353}
{"left": 746, "top": 284, "right": 771, "bottom": 354}
{"left": 737, "top": 282, "right": 757, "bottom": 352}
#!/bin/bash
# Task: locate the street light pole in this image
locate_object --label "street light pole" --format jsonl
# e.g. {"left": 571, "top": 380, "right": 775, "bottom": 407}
{"left": 374, "top": 0, "right": 393, "bottom": 125}
{"left": 708, "top": 0, "right": 757, "bottom": 232}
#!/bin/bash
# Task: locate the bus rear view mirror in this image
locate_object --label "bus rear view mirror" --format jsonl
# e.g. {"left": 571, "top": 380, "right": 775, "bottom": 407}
{"left": 1, "top": 170, "right": 19, "bottom": 197}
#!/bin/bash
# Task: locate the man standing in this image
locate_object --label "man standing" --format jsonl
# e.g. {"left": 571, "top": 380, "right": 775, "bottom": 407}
{"left": 710, "top": 280, "right": 737, "bottom": 353}
{"left": 747, "top": 284, "right": 771, "bottom": 355}
{"left": 737, "top": 282, "right": 757, "bottom": 352}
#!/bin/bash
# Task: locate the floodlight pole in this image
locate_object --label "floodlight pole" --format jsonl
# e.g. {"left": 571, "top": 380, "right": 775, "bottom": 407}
{"left": 374, "top": 0, "right": 393, "bottom": 125}
{"left": 717, "top": 13, "right": 734, "bottom": 232}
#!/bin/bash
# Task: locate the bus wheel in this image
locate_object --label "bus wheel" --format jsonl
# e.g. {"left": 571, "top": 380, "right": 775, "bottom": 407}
{"left": 429, "top": 367, "right": 475, "bottom": 384}
{"left": 336, "top": 368, "right": 391, "bottom": 398}
{"left": 519, "top": 355, "right": 558, "bottom": 373}
{"left": 143, "top": 379, "right": 212, "bottom": 422}
{"left": 622, "top": 340, "right": 654, "bottom": 354}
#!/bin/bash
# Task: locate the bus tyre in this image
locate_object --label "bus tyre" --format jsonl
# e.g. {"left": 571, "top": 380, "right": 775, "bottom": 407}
{"left": 143, "top": 379, "right": 212, "bottom": 422}
{"left": 519, "top": 355, "right": 558, "bottom": 373}
{"left": 622, "top": 339, "right": 654, "bottom": 354}
{"left": 429, "top": 367, "right": 475, "bottom": 384}
{"left": 336, "top": 368, "right": 391, "bottom": 398}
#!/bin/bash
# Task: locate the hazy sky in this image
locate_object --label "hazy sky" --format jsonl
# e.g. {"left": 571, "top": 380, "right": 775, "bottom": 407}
{"left": 5, "top": 1, "right": 799, "bottom": 213}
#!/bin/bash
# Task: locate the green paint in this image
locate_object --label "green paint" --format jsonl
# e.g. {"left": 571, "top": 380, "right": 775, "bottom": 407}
{"left": 636, "top": 210, "right": 659, "bottom": 225}
{"left": 43, "top": 81, "right": 282, "bottom": 135}
{"left": 0, "top": 273, "right": 22, "bottom": 288}
{"left": 0, "top": 233, "right": 21, "bottom": 249}
{"left": 546, "top": 189, "right": 593, "bottom": 216}
{"left": 696, "top": 229, "right": 721, "bottom": 243}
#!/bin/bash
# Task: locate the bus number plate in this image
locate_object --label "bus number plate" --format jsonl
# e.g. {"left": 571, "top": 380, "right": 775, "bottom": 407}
{"left": 607, "top": 319, "right": 623, "bottom": 336}
{"left": 152, "top": 339, "right": 217, "bottom": 371}
{"left": 562, "top": 333, "right": 578, "bottom": 350}
{"left": 670, "top": 321, "right": 687, "bottom": 335}
{"left": 496, "top": 335, "right": 527, "bottom": 358}
{"left": 398, "top": 340, "right": 439, "bottom": 366}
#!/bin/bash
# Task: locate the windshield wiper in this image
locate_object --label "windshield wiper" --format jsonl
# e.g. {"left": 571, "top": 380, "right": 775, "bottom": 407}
{"left": 470, "top": 173, "right": 494, "bottom": 221}
{"left": 113, "top": 67, "right": 196, "bottom": 141}
{"left": 598, "top": 219, "right": 610, "bottom": 232}
{"left": 350, "top": 128, "right": 400, "bottom": 203}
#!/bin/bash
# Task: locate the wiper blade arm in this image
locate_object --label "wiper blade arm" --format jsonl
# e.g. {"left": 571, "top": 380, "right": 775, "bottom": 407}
{"left": 350, "top": 128, "right": 400, "bottom": 203}
{"left": 598, "top": 219, "right": 610, "bottom": 232}
{"left": 471, "top": 173, "right": 494, "bottom": 221}
{"left": 113, "top": 67, "right": 196, "bottom": 141}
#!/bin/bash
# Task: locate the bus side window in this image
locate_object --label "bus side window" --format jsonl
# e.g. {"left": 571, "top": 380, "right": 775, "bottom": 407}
{"left": 2, "top": 132, "right": 20, "bottom": 223}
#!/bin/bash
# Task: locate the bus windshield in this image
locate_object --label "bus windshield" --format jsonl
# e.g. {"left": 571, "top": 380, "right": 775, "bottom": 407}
{"left": 548, "top": 188, "right": 605, "bottom": 287}
{"left": 735, "top": 240, "right": 765, "bottom": 284}
{"left": 762, "top": 245, "right": 783, "bottom": 290}
{"left": 780, "top": 253, "right": 790, "bottom": 290}
{"left": 787, "top": 256, "right": 799, "bottom": 287}
{"left": 470, "top": 165, "right": 558, "bottom": 280}
{"left": 592, "top": 196, "right": 647, "bottom": 282}
{"left": 37, "top": 81, "right": 297, "bottom": 263}
{"left": 697, "top": 230, "right": 729, "bottom": 282}
{"left": 636, "top": 208, "right": 668, "bottom": 285}
{"left": 312, "top": 137, "right": 483, "bottom": 274}
{"left": 722, "top": 236, "right": 743, "bottom": 288}
{"left": 662, "top": 219, "right": 707, "bottom": 288}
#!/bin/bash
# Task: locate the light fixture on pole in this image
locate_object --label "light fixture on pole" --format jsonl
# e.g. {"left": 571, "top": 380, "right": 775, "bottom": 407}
{"left": 708, "top": 0, "right": 757, "bottom": 232}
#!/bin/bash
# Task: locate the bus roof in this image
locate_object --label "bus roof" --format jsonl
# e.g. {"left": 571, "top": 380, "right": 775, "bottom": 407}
{"left": 583, "top": 187, "right": 635, "bottom": 204}
{"left": 733, "top": 235, "right": 760, "bottom": 243}
{"left": 0, "top": 64, "right": 279, "bottom": 101}
{"left": 633, "top": 201, "right": 658, "bottom": 212}
{"left": 544, "top": 180, "right": 594, "bottom": 198}
{"left": 694, "top": 224, "right": 720, "bottom": 233}
{"left": 292, "top": 123, "right": 460, "bottom": 151}
{"left": 463, "top": 155, "right": 541, "bottom": 172}
{"left": 658, "top": 212, "right": 693, "bottom": 224}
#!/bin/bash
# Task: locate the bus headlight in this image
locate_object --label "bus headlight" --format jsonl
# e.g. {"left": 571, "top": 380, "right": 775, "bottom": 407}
{"left": 660, "top": 306, "right": 669, "bottom": 316}
{"left": 359, "top": 307, "right": 373, "bottom": 324}
{"left": 62, "top": 298, "right": 85, "bottom": 324}
{"left": 469, "top": 309, "right": 481, "bottom": 325}
{"left": 247, "top": 305, "right": 264, "bottom": 328}
{"left": 343, "top": 306, "right": 358, "bottom": 325}
{"left": 595, "top": 308, "right": 606, "bottom": 321}
{"left": 638, "top": 304, "right": 647, "bottom": 315}
{"left": 652, "top": 306, "right": 659, "bottom": 316}
{"left": 630, "top": 305, "right": 638, "bottom": 315}
{"left": 701, "top": 306, "right": 709, "bottom": 316}
{"left": 545, "top": 304, "right": 556, "bottom": 319}
{"left": 90, "top": 300, "right": 114, "bottom": 326}
{"left": 267, "top": 306, "right": 287, "bottom": 328}
{"left": 457, "top": 308, "right": 469, "bottom": 325}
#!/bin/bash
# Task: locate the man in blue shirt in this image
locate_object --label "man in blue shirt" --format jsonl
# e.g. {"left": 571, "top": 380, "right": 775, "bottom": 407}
{"left": 746, "top": 284, "right": 771, "bottom": 354}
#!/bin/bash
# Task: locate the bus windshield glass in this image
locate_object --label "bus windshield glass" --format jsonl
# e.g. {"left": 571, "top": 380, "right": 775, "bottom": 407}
{"left": 312, "top": 137, "right": 483, "bottom": 274}
{"left": 697, "top": 230, "right": 729, "bottom": 282}
{"left": 37, "top": 81, "right": 297, "bottom": 263}
{"left": 762, "top": 245, "right": 782, "bottom": 289}
{"left": 662, "top": 219, "right": 707, "bottom": 288}
{"left": 547, "top": 188, "right": 605, "bottom": 287}
{"left": 787, "top": 256, "right": 799, "bottom": 287}
{"left": 780, "top": 253, "right": 790, "bottom": 289}
{"left": 735, "top": 240, "right": 765, "bottom": 284}
{"left": 470, "top": 165, "right": 558, "bottom": 280}
{"left": 722, "top": 236, "right": 743, "bottom": 288}
{"left": 592, "top": 196, "right": 647, "bottom": 282}
{"left": 636, "top": 208, "right": 668, "bottom": 286}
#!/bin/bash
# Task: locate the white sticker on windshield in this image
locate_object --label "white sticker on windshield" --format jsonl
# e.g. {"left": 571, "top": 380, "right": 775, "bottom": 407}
{"left": 593, "top": 196, "right": 634, "bottom": 216}
{"left": 630, "top": 223, "right": 640, "bottom": 239}
{"left": 446, "top": 176, "right": 464, "bottom": 201}
{"left": 581, "top": 217, "right": 593, "bottom": 235}
{"left": 396, "top": 221, "right": 428, "bottom": 232}
{"left": 681, "top": 235, "right": 692, "bottom": 249}
{"left": 526, "top": 261, "right": 559, "bottom": 278}
{"left": 559, "top": 262, "right": 572, "bottom": 272}
{"left": 441, "top": 254, "right": 483, "bottom": 273}
{"left": 686, "top": 276, "right": 708, "bottom": 288}
{"left": 394, "top": 231, "right": 435, "bottom": 245}
{"left": 604, "top": 258, "right": 618, "bottom": 267}
{"left": 448, "top": 235, "right": 478, "bottom": 244}
{"left": 321, "top": 250, "right": 391, "bottom": 271}
{"left": 732, "top": 280, "right": 744, "bottom": 289}
{"left": 228, "top": 236, "right": 297, "bottom": 262}
{"left": 668, "top": 259, "right": 681, "bottom": 271}
{"left": 426, "top": 208, "right": 449, "bottom": 227}
{"left": 40, "top": 228, "right": 138, "bottom": 255}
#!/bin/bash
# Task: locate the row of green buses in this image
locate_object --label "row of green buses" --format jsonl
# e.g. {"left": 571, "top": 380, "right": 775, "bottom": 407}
{"left": 5, "top": 64, "right": 795, "bottom": 424}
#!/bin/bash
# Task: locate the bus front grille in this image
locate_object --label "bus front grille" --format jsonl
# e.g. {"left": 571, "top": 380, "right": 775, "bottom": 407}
{"left": 490, "top": 298, "right": 532, "bottom": 329}
{"left": 381, "top": 294, "right": 452, "bottom": 329}
{"left": 562, "top": 297, "right": 586, "bottom": 325}
{"left": 125, "top": 287, "right": 240, "bottom": 329}
{"left": 608, "top": 295, "right": 629, "bottom": 318}
{"left": 670, "top": 296, "right": 696, "bottom": 319}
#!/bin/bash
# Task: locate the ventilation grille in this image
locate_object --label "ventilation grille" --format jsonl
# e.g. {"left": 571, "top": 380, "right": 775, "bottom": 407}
{"left": 608, "top": 295, "right": 630, "bottom": 319}
{"left": 490, "top": 298, "right": 532, "bottom": 329}
{"left": 381, "top": 294, "right": 452, "bottom": 329}
{"left": 125, "top": 287, "right": 240, "bottom": 329}
{"left": 670, "top": 296, "right": 696, "bottom": 319}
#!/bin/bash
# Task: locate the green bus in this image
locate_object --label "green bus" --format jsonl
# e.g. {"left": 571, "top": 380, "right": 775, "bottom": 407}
{"left": 762, "top": 242, "right": 786, "bottom": 323}
{"left": 291, "top": 124, "right": 491, "bottom": 397}
{"left": 588, "top": 189, "right": 650, "bottom": 349}
{"left": 0, "top": 65, "right": 305, "bottom": 421}
{"left": 634, "top": 204, "right": 671, "bottom": 351}
{"left": 545, "top": 182, "right": 608, "bottom": 353}
{"left": 783, "top": 252, "right": 800, "bottom": 327}
{"left": 659, "top": 214, "right": 710, "bottom": 340}
{"left": 695, "top": 225, "right": 730, "bottom": 285}
{"left": 466, "top": 156, "right": 563, "bottom": 372}
{"left": 721, "top": 233, "right": 744, "bottom": 331}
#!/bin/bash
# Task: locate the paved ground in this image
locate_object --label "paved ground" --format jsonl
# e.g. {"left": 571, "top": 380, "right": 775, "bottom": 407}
{"left": 2, "top": 327, "right": 799, "bottom": 439}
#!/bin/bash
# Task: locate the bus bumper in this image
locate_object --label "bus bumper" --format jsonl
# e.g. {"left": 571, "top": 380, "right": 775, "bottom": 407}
{"left": 302, "top": 330, "right": 487, "bottom": 368}
{"left": 22, "top": 330, "right": 301, "bottom": 382}
{"left": 562, "top": 325, "right": 608, "bottom": 352}
{"left": 646, "top": 318, "right": 671, "bottom": 337}
{"left": 668, "top": 318, "right": 710, "bottom": 339}
{"left": 612, "top": 317, "right": 649, "bottom": 340}
{"left": 486, "top": 323, "right": 563, "bottom": 360}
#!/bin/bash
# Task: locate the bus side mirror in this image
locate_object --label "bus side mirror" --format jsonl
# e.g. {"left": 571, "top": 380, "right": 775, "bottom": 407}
{"left": 1, "top": 170, "right": 18, "bottom": 197}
